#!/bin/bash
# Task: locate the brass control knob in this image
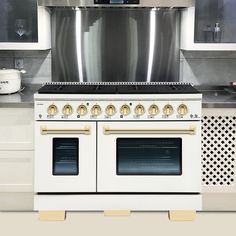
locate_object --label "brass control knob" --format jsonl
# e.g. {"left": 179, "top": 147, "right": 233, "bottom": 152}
{"left": 148, "top": 104, "right": 159, "bottom": 116}
{"left": 63, "top": 104, "right": 73, "bottom": 116}
{"left": 91, "top": 105, "right": 102, "bottom": 116}
{"left": 77, "top": 105, "right": 88, "bottom": 116}
{"left": 47, "top": 105, "right": 58, "bottom": 116}
{"left": 135, "top": 104, "right": 145, "bottom": 116}
{"left": 177, "top": 104, "right": 188, "bottom": 116}
{"left": 106, "top": 104, "right": 116, "bottom": 116}
{"left": 120, "top": 104, "right": 131, "bottom": 116}
{"left": 163, "top": 104, "right": 174, "bottom": 116}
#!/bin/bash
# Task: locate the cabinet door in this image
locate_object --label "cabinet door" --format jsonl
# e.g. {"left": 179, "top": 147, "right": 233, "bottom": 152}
{"left": 195, "top": 0, "right": 236, "bottom": 43}
{"left": 0, "top": 0, "right": 38, "bottom": 43}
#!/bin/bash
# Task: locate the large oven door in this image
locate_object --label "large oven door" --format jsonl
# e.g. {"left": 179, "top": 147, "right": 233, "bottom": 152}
{"left": 97, "top": 122, "right": 201, "bottom": 193}
{"left": 35, "top": 122, "right": 96, "bottom": 193}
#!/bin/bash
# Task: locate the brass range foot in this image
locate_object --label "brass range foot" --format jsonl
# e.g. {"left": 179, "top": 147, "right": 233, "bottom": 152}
{"left": 38, "top": 211, "right": 66, "bottom": 221}
{"left": 168, "top": 211, "right": 196, "bottom": 221}
{"left": 104, "top": 210, "right": 131, "bottom": 217}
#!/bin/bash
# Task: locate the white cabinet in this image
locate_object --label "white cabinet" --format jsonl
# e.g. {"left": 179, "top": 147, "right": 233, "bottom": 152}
{"left": 0, "top": 107, "right": 34, "bottom": 192}
{"left": 0, "top": 3, "right": 51, "bottom": 50}
{"left": 181, "top": 7, "right": 236, "bottom": 51}
{"left": 202, "top": 108, "right": 236, "bottom": 193}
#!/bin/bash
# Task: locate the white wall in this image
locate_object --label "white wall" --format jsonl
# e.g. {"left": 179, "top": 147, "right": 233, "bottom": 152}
{"left": 181, "top": 51, "right": 236, "bottom": 85}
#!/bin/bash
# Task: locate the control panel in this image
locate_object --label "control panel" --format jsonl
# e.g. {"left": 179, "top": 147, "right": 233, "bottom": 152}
{"left": 35, "top": 100, "right": 202, "bottom": 121}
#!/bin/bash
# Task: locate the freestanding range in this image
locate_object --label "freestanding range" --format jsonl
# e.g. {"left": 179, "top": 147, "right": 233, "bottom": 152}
{"left": 34, "top": 82, "right": 202, "bottom": 213}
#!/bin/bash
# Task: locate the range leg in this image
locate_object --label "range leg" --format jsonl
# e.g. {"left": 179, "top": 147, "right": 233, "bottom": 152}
{"left": 168, "top": 211, "right": 196, "bottom": 221}
{"left": 38, "top": 211, "right": 66, "bottom": 221}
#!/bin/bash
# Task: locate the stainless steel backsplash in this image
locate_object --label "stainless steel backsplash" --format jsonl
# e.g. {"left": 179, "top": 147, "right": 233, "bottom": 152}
{"left": 52, "top": 8, "right": 180, "bottom": 83}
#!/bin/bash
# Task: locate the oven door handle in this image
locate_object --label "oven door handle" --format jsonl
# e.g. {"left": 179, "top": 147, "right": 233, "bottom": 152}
{"left": 40, "top": 126, "right": 91, "bottom": 135}
{"left": 103, "top": 126, "right": 196, "bottom": 135}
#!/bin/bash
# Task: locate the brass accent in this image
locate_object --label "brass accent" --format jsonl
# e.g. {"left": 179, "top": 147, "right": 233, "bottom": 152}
{"left": 177, "top": 104, "right": 188, "bottom": 116}
{"left": 168, "top": 211, "right": 196, "bottom": 221}
{"left": 38, "top": 211, "right": 66, "bottom": 221}
{"left": 47, "top": 104, "right": 58, "bottom": 116}
{"left": 62, "top": 104, "right": 73, "bottom": 116}
{"left": 41, "top": 126, "right": 91, "bottom": 135}
{"left": 163, "top": 104, "right": 174, "bottom": 116}
{"left": 120, "top": 104, "right": 131, "bottom": 116}
{"left": 148, "top": 104, "right": 159, "bottom": 116}
{"left": 104, "top": 210, "right": 131, "bottom": 217}
{"left": 105, "top": 104, "right": 116, "bottom": 116}
{"left": 134, "top": 104, "right": 145, "bottom": 116}
{"left": 103, "top": 126, "right": 196, "bottom": 135}
{"left": 77, "top": 105, "right": 88, "bottom": 116}
{"left": 91, "top": 104, "right": 102, "bottom": 116}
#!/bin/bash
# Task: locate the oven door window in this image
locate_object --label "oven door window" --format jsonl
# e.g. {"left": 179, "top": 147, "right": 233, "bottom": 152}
{"left": 53, "top": 138, "right": 79, "bottom": 176}
{"left": 117, "top": 138, "right": 182, "bottom": 175}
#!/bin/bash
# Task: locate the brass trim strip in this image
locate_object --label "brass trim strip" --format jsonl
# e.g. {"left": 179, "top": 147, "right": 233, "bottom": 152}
{"left": 40, "top": 126, "right": 91, "bottom": 135}
{"left": 103, "top": 126, "right": 196, "bottom": 135}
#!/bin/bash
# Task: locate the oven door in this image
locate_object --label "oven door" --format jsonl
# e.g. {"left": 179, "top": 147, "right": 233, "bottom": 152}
{"left": 35, "top": 122, "right": 96, "bottom": 193}
{"left": 97, "top": 122, "right": 201, "bottom": 193}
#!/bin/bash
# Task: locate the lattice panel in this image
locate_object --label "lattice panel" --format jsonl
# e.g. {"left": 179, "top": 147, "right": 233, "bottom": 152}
{"left": 202, "top": 115, "right": 236, "bottom": 186}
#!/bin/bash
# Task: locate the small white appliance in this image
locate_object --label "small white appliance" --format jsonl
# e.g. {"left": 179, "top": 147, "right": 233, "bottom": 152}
{"left": 0, "top": 69, "right": 25, "bottom": 94}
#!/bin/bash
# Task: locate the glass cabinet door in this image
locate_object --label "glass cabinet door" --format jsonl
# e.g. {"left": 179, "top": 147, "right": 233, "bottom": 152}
{"left": 195, "top": 0, "right": 236, "bottom": 43}
{"left": 0, "top": 0, "right": 38, "bottom": 42}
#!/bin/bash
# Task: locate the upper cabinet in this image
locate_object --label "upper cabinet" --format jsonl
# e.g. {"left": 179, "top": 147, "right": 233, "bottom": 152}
{"left": 181, "top": 0, "right": 236, "bottom": 50}
{"left": 0, "top": 0, "right": 51, "bottom": 50}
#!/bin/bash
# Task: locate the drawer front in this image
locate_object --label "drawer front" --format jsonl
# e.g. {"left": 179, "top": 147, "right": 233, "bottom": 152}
{"left": 0, "top": 151, "right": 33, "bottom": 192}
{"left": 0, "top": 108, "right": 34, "bottom": 150}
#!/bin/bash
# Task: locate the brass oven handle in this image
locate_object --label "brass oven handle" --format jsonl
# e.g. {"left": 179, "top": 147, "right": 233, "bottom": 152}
{"left": 103, "top": 126, "right": 196, "bottom": 135}
{"left": 41, "top": 126, "right": 91, "bottom": 135}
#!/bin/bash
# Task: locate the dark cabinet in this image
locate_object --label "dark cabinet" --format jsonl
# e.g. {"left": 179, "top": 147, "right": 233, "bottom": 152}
{"left": 195, "top": 0, "right": 236, "bottom": 43}
{"left": 0, "top": 0, "right": 38, "bottom": 43}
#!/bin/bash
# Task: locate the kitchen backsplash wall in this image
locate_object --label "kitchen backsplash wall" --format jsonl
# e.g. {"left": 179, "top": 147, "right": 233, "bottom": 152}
{"left": 180, "top": 51, "right": 236, "bottom": 85}
{"left": 0, "top": 50, "right": 51, "bottom": 84}
{"left": 0, "top": 50, "right": 236, "bottom": 85}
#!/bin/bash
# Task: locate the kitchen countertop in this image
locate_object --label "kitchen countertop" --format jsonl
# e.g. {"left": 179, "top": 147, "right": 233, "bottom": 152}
{"left": 196, "top": 85, "right": 236, "bottom": 108}
{"left": 0, "top": 84, "right": 41, "bottom": 107}
{"left": 0, "top": 84, "right": 236, "bottom": 108}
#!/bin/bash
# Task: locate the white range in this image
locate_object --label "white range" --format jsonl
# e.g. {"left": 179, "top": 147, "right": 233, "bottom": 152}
{"left": 34, "top": 82, "right": 202, "bottom": 212}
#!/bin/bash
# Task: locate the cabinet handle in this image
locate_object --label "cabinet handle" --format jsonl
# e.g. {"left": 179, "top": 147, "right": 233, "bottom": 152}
{"left": 103, "top": 126, "right": 196, "bottom": 135}
{"left": 41, "top": 126, "right": 91, "bottom": 135}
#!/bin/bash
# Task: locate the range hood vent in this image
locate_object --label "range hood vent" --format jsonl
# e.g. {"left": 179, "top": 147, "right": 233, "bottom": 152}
{"left": 38, "top": 0, "right": 194, "bottom": 8}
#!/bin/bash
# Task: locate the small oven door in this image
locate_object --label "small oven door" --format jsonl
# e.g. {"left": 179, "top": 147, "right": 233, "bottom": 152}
{"left": 97, "top": 122, "right": 201, "bottom": 193}
{"left": 35, "top": 122, "right": 96, "bottom": 193}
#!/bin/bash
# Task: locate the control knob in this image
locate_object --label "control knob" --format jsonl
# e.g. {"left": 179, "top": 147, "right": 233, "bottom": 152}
{"left": 163, "top": 104, "right": 174, "bottom": 116}
{"left": 47, "top": 105, "right": 58, "bottom": 116}
{"left": 148, "top": 104, "right": 159, "bottom": 116}
{"left": 106, "top": 104, "right": 116, "bottom": 116}
{"left": 120, "top": 105, "right": 131, "bottom": 116}
{"left": 135, "top": 104, "right": 145, "bottom": 116}
{"left": 63, "top": 104, "right": 73, "bottom": 116}
{"left": 91, "top": 105, "right": 102, "bottom": 116}
{"left": 177, "top": 104, "right": 188, "bottom": 116}
{"left": 77, "top": 105, "right": 88, "bottom": 116}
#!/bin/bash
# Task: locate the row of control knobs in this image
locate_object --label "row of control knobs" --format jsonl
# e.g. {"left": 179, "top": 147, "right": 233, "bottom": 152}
{"left": 47, "top": 104, "right": 188, "bottom": 117}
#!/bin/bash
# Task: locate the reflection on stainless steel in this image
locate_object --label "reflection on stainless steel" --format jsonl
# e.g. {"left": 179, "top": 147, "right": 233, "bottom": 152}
{"left": 39, "top": 0, "right": 194, "bottom": 7}
{"left": 52, "top": 8, "right": 180, "bottom": 83}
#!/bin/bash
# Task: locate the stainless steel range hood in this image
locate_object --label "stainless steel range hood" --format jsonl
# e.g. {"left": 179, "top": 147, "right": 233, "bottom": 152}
{"left": 38, "top": 0, "right": 194, "bottom": 8}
